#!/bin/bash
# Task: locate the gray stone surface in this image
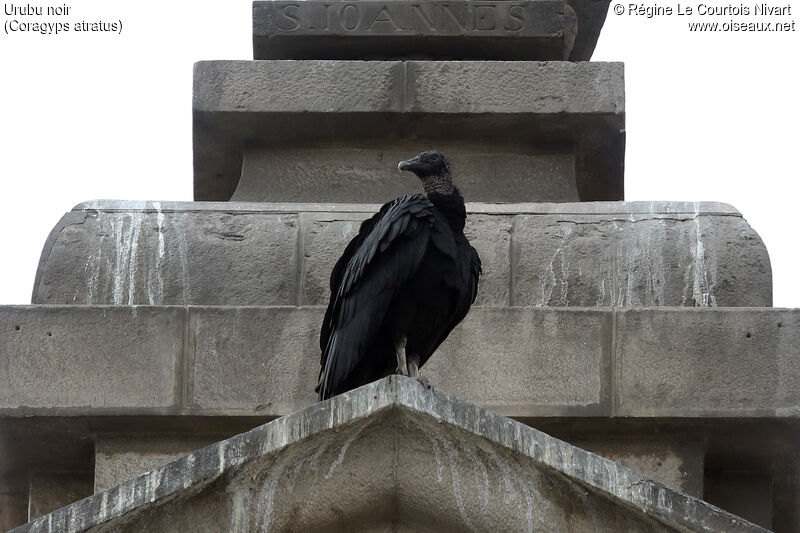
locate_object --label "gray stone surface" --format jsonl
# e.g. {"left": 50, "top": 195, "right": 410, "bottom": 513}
{"left": 2, "top": 305, "right": 798, "bottom": 420}
{"left": 511, "top": 205, "right": 772, "bottom": 307}
{"left": 189, "top": 307, "right": 321, "bottom": 412}
{"left": 616, "top": 308, "right": 800, "bottom": 417}
{"left": 95, "top": 437, "right": 218, "bottom": 493}
{"left": 32, "top": 201, "right": 771, "bottom": 308}
{"left": 0, "top": 306, "right": 181, "bottom": 411}
{"left": 1, "top": 493, "right": 27, "bottom": 532}
{"left": 252, "top": 0, "right": 568, "bottom": 60}
{"left": 28, "top": 474, "right": 92, "bottom": 522}
{"left": 192, "top": 60, "right": 624, "bottom": 202}
{"left": 86, "top": 435, "right": 703, "bottom": 524}
{"left": 189, "top": 307, "right": 609, "bottom": 415}
{"left": 575, "top": 438, "right": 704, "bottom": 497}
{"left": 11, "top": 377, "right": 767, "bottom": 533}
{"left": 300, "top": 211, "right": 371, "bottom": 306}
{"left": 422, "top": 308, "right": 611, "bottom": 415}
{"left": 33, "top": 202, "right": 298, "bottom": 306}
{"left": 235, "top": 144, "right": 578, "bottom": 203}
{"left": 194, "top": 60, "right": 403, "bottom": 114}
{"left": 567, "top": 0, "right": 609, "bottom": 60}
{"left": 462, "top": 213, "right": 513, "bottom": 306}
{"left": 407, "top": 60, "right": 623, "bottom": 114}
{"left": 252, "top": 0, "right": 610, "bottom": 60}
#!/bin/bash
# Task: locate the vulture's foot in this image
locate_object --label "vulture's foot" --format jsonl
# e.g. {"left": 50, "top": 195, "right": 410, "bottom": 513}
{"left": 406, "top": 354, "right": 432, "bottom": 390}
{"left": 416, "top": 375, "right": 433, "bottom": 391}
{"left": 395, "top": 337, "right": 409, "bottom": 376}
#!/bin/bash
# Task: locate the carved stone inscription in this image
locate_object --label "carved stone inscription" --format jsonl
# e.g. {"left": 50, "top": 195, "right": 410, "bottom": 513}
{"left": 254, "top": 0, "right": 562, "bottom": 36}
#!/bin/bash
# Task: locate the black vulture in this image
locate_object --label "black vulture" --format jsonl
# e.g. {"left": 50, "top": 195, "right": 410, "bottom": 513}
{"left": 316, "top": 150, "right": 481, "bottom": 401}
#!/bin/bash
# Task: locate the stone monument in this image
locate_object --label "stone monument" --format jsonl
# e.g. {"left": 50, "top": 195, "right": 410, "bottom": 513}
{"left": 1, "top": 1, "right": 796, "bottom": 531}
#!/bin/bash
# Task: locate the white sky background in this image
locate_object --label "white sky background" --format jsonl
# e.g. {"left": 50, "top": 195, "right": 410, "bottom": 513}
{"left": 0, "top": 0, "right": 797, "bottom": 306}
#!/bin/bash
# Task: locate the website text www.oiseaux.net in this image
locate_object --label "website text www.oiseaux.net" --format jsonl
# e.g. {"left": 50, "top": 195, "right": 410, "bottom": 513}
{"left": 616, "top": 3, "right": 795, "bottom": 32}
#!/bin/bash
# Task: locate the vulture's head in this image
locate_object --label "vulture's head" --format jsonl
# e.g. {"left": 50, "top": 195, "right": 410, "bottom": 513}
{"left": 398, "top": 150, "right": 454, "bottom": 195}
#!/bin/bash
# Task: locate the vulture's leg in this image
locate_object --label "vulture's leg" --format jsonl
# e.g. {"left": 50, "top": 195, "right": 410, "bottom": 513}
{"left": 395, "top": 337, "right": 409, "bottom": 376}
{"left": 407, "top": 354, "right": 420, "bottom": 378}
{"left": 407, "top": 354, "right": 432, "bottom": 390}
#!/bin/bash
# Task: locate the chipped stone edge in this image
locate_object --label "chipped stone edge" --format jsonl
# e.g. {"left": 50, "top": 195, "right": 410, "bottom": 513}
{"left": 11, "top": 376, "right": 767, "bottom": 533}
{"left": 71, "top": 199, "right": 742, "bottom": 217}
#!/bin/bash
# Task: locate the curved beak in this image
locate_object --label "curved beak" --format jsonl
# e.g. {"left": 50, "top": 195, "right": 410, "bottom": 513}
{"left": 397, "top": 155, "right": 420, "bottom": 173}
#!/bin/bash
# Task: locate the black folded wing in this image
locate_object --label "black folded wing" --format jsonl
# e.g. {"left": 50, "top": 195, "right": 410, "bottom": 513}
{"left": 318, "top": 194, "right": 435, "bottom": 400}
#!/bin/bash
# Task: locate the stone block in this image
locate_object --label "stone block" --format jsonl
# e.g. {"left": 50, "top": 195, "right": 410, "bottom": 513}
{"left": 28, "top": 474, "right": 92, "bottom": 521}
{"left": 252, "top": 0, "right": 568, "bottom": 60}
{"left": 300, "top": 211, "right": 371, "bottom": 305}
{"left": 193, "top": 60, "right": 624, "bottom": 117}
{"left": 189, "top": 306, "right": 610, "bottom": 416}
{"left": 2, "top": 306, "right": 798, "bottom": 420}
{"left": 511, "top": 202, "right": 772, "bottom": 307}
{"left": 94, "top": 437, "right": 218, "bottom": 493}
{"left": 615, "top": 308, "right": 800, "bottom": 417}
{"left": 463, "top": 213, "right": 512, "bottom": 306}
{"left": 252, "top": 0, "right": 608, "bottom": 61}
{"left": 410, "top": 308, "right": 612, "bottom": 415}
{"left": 192, "top": 60, "right": 624, "bottom": 202}
{"left": 235, "top": 144, "right": 577, "bottom": 203}
{"left": 188, "top": 307, "right": 322, "bottom": 412}
{"left": 406, "top": 60, "right": 624, "bottom": 115}
{"left": 36, "top": 201, "right": 769, "bottom": 308}
{"left": 0, "top": 306, "right": 181, "bottom": 411}
{"left": 33, "top": 201, "right": 298, "bottom": 306}
{"left": 193, "top": 60, "right": 404, "bottom": 115}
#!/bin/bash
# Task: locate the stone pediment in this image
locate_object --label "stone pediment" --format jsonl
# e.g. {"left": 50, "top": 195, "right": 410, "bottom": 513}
{"left": 14, "top": 377, "right": 766, "bottom": 532}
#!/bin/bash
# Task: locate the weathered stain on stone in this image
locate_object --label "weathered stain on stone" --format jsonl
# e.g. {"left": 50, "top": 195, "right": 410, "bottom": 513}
{"left": 33, "top": 200, "right": 770, "bottom": 308}
{"left": 518, "top": 214, "right": 729, "bottom": 308}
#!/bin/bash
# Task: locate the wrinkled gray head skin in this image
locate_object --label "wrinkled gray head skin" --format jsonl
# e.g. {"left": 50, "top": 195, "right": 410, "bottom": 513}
{"left": 398, "top": 150, "right": 454, "bottom": 195}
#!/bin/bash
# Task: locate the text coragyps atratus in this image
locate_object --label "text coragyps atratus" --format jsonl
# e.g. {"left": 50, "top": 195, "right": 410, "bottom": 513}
{"left": 317, "top": 150, "right": 481, "bottom": 401}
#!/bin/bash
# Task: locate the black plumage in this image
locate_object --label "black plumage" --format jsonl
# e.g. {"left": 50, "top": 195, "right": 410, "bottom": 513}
{"left": 317, "top": 150, "right": 481, "bottom": 401}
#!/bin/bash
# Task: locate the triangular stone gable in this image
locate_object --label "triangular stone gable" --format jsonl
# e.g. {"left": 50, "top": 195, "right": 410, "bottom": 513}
{"left": 14, "top": 377, "right": 767, "bottom": 532}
